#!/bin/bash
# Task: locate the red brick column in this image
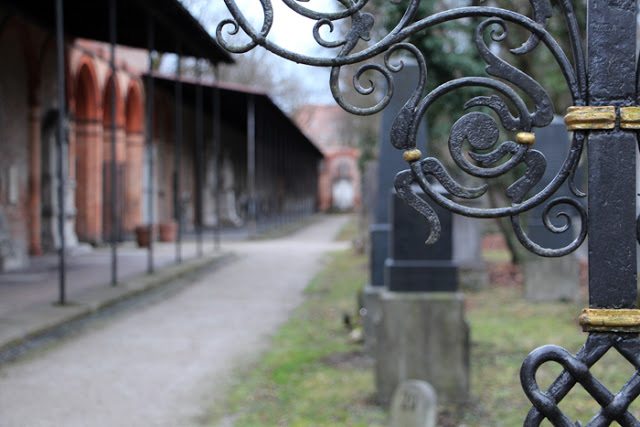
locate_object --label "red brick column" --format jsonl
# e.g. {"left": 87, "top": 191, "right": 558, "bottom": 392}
{"left": 75, "top": 120, "right": 103, "bottom": 242}
{"left": 28, "top": 104, "right": 42, "bottom": 255}
{"left": 124, "top": 132, "right": 143, "bottom": 233}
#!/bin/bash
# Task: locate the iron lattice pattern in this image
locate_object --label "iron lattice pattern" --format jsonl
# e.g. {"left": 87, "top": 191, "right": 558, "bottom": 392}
{"left": 521, "top": 334, "right": 640, "bottom": 426}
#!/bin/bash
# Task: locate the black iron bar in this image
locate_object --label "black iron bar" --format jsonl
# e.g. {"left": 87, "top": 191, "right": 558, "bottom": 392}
{"left": 195, "top": 61, "right": 204, "bottom": 257}
{"left": 286, "top": 130, "right": 292, "bottom": 225}
{"left": 255, "top": 101, "right": 262, "bottom": 232}
{"left": 277, "top": 124, "right": 283, "bottom": 229}
{"left": 269, "top": 111, "right": 276, "bottom": 228}
{"left": 146, "top": 16, "right": 155, "bottom": 274}
{"left": 247, "top": 95, "right": 256, "bottom": 238}
{"left": 213, "top": 82, "right": 221, "bottom": 251}
{"left": 586, "top": 0, "right": 637, "bottom": 308}
{"left": 55, "top": 0, "right": 66, "bottom": 305}
{"left": 109, "top": 0, "right": 118, "bottom": 286}
{"left": 174, "top": 50, "right": 183, "bottom": 263}
{"left": 266, "top": 116, "right": 272, "bottom": 229}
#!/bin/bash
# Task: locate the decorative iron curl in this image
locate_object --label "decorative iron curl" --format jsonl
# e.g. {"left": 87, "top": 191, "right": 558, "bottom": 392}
{"left": 511, "top": 197, "right": 587, "bottom": 257}
{"left": 217, "top": 1, "right": 581, "bottom": 80}
{"left": 217, "top": 0, "right": 274, "bottom": 54}
{"left": 282, "top": 0, "right": 370, "bottom": 21}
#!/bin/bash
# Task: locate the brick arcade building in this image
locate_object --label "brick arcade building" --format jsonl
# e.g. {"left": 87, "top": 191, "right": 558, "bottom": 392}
{"left": 0, "top": 1, "right": 323, "bottom": 272}
{"left": 295, "top": 104, "right": 361, "bottom": 212}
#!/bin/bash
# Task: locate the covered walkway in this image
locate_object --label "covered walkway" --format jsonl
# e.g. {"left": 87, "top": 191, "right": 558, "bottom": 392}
{"left": 0, "top": 214, "right": 351, "bottom": 427}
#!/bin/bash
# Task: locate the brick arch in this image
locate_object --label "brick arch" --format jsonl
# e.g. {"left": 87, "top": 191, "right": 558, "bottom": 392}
{"left": 75, "top": 57, "right": 99, "bottom": 120}
{"left": 103, "top": 72, "right": 124, "bottom": 127}
{"left": 125, "top": 81, "right": 144, "bottom": 133}
{"left": 74, "top": 56, "right": 103, "bottom": 242}
{"left": 123, "top": 80, "right": 145, "bottom": 232}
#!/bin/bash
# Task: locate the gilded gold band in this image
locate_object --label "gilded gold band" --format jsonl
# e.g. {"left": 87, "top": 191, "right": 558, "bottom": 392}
{"left": 565, "top": 106, "right": 615, "bottom": 130}
{"left": 565, "top": 106, "right": 640, "bottom": 131}
{"left": 620, "top": 107, "right": 640, "bottom": 129}
{"left": 516, "top": 132, "right": 535, "bottom": 145}
{"left": 578, "top": 308, "right": 640, "bottom": 332}
{"left": 403, "top": 149, "right": 422, "bottom": 162}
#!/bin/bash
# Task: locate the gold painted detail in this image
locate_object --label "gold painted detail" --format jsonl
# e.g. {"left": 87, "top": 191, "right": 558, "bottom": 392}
{"left": 565, "top": 106, "right": 616, "bottom": 131}
{"left": 516, "top": 132, "right": 535, "bottom": 145}
{"left": 578, "top": 308, "right": 640, "bottom": 332}
{"left": 403, "top": 149, "right": 422, "bottom": 163}
{"left": 620, "top": 107, "right": 640, "bottom": 129}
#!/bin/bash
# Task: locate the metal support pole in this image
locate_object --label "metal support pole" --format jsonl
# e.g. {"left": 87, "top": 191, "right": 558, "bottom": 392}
{"left": 267, "top": 117, "right": 274, "bottom": 228}
{"left": 109, "top": 0, "right": 118, "bottom": 286}
{"left": 213, "top": 83, "right": 221, "bottom": 251}
{"left": 195, "top": 61, "right": 204, "bottom": 257}
{"left": 255, "top": 104, "right": 261, "bottom": 233}
{"left": 174, "top": 51, "right": 183, "bottom": 263}
{"left": 247, "top": 95, "right": 256, "bottom": 238}
{"left": 146, "top": 16, "right": 155, "bottom": 274}
{"left": 288, "top": 130, "right": 293, "bottom": 224}
{"left": 267, "top": 121, "right": 273, "bottom": 228}
{"left": 55, "top": 0, "right": 66, "bottom": 305}
{"left": 277, "top": 125, "right": 284, "bottom": 229}
{"left": 586, "top": 0, "right": 637, "bottom": 308}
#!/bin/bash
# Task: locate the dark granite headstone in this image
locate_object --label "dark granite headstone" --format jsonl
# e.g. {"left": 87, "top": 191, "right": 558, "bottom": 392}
{"left": 385, "top": 187, "right": 457, "bottom": 292}
{"left": 369, "top": 61, "right": 428, "bottom": 287}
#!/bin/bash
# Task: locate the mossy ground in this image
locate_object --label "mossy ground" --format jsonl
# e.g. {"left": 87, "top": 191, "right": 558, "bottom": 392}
{"left": 208, "top": 221, "right": 639, "bottom": 426}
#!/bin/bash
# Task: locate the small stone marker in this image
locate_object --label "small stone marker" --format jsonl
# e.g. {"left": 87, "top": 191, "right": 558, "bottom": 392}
{"left": 390, "top": 380, "right": 437, "bottom": 427}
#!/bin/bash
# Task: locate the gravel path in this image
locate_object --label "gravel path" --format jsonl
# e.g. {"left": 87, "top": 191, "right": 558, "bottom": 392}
{"left": 0, "top": 215, "right": 351, "bottom": 427}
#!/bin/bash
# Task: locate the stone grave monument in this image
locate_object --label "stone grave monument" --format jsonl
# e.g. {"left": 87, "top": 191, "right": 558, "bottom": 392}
{"left": 363, "top": 60, "right": 428, "bottom": 354}
{"left": 390, "top": 380, "right": 437, "bottom": 427}
{"left": 374, "top": 187, "right": 470, "bottom": 405}
{"left": 453, "top": 198, "right": 488, "bottom": 291}
{"left": 524, "top": 115, "right": 581, "bottom": 302}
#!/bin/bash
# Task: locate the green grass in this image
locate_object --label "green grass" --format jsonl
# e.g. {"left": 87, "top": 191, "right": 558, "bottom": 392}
{"left": 334, "top": 215, "right": 359, "bottom": 242}
{"left": 207, "top": 246, "right": 387, "bottom": 427}
{"left": 460, "top": 284, "right": 640, "bottom": 426}
{"left": 208, "top": 224, "right": 640, "bottom": 426}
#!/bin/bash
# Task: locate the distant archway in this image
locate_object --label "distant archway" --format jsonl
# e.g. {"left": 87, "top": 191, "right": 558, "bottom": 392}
{"left": 123, "top": 81, "right": 144, "bottom": 233}
{"left": 102, "top": 72, "right": 125, "bottom": 240}
{"left": 73, "top": 58, "right": 102, "bottom": 243}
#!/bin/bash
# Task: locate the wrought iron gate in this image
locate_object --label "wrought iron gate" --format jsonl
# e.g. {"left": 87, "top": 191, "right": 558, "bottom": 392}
{"left": 217, "top": 0, "right": 640, "bottom": 424}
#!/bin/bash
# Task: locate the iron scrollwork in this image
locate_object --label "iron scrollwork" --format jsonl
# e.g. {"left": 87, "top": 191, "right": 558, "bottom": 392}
{"left": 218, "top": 0, "right": 587, "bottom": 257}
{"left": 216, "top": 0, "right": 635, "bottom": 424}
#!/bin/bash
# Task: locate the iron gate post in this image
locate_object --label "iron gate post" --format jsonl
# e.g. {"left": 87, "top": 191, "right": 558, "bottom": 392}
{"left": 585, "top": 0, "right": 637, "bottom": 308}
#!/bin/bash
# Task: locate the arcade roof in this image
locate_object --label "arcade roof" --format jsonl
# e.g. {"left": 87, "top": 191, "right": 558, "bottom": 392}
{"left": 0, "top": 0, "right": 233, "bottom": 64}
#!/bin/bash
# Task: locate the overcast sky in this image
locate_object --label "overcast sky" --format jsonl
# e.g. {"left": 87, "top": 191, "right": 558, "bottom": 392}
{"left": 185, "top": 0, "right": 342, "bottom": 104}
{"left": 204, "top": 0, "right": 339, "bottom": 54}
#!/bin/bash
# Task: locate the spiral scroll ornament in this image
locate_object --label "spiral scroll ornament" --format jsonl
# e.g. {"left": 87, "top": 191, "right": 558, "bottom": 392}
{"left": 217, "top": 0, "right": 588, "bottom": 257}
